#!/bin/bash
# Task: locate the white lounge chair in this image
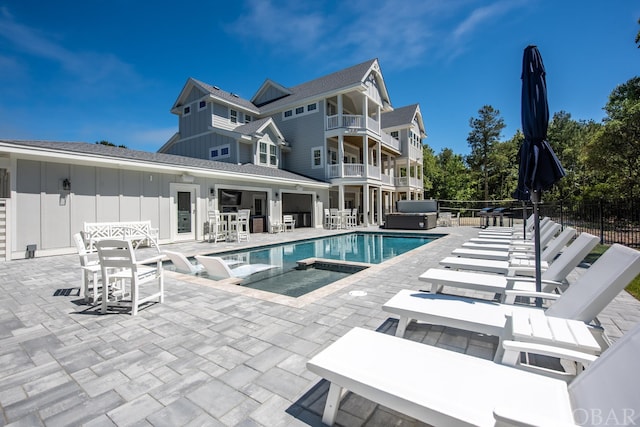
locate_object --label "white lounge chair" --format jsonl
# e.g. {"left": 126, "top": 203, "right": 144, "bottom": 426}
{"left": 194, "top": 255, "right": 275, "bottom": 279}
{"left": 163, "top": 250, "right": 203, "bottom": 274}
{"left": 452, "top": 226, "right": 577, "bottom": 263}
{"left": 463, "top": 226, "right": 576, "bottom": 257}
{"left": 469, "top": 221, "right": 560, "bottom": 246}
{"left": 306, "top": 322, "right": 640, "bottom": 426}
{"left": 420, "top": 232, "right": 599, "bottom": 301}
{"left": 383, "top": 244, "right": 640, "bottom": 360}
{"left": 440, "top": 254, "right": 548, "bottom": 274}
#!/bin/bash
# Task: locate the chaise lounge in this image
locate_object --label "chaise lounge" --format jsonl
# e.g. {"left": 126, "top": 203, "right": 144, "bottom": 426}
{"left": 306, "top": 322, "right": 640, "bottom": 426}
{"left": 383, "top": 244, "right": 640, "bottom": 360}
{"left": 420, "top": 232, "right": 599, "bottom": 301}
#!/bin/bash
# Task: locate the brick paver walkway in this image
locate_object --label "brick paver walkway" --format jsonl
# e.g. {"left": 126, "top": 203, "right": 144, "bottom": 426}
{"left": 0, "top": 225, "right": 638, "bottom": 426}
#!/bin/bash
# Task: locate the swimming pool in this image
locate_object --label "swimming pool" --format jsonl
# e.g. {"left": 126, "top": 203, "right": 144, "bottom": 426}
{"left": 197, "top": 232, "right": 438, "bottom": 297}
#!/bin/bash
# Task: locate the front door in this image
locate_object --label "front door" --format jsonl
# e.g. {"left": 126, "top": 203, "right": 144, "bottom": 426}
{"left": 171, "top": 184, "right": 198, "bottom": 241}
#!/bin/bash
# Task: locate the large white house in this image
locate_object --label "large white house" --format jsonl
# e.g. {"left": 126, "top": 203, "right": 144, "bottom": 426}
{"left": 0, "top": 59, "right": 425, "bottom": 260}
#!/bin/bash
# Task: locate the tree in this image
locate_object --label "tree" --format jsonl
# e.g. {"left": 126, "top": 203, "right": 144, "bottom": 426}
{"left": 584, "top": 77, "right": 640, "bottom": 200}
{"left": 466, "top": 105, "right": 506, "bottom": 200}
{"left": 95, "top": 140, "right": 127, "bottom": 148}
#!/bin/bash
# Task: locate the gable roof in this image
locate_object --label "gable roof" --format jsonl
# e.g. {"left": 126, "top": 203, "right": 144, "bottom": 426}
{"left": 256, "top": 59, "right": 392, "bottom": 113}
{"left": 0, "top": 139, "right": 326, "bottom": 186}
{"left": 170, "top": 78, "right": 260, "bottom": 115}
{"left": 381, "top": 104, "right": 426, "bottom": 137}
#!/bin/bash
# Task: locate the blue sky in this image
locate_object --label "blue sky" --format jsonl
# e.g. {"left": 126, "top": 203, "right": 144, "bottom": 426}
{"left": 1, "top": 1, "right": 638, "bottom": 156}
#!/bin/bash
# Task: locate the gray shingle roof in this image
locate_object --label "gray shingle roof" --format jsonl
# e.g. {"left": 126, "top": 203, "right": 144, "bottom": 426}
{"left": 381, "top": 104, "right": 419, "bottom": 129}
{"left": 234, "top": 117, "right": 272, "bottom": 135}
{"left": 191, "top": 79, "right": 261, "bottom": 114}
{"left": 0, "top": 139, "right": 325, "bottom": 184}
{"left": 257, "top": 59, "right": 379, "bottom": 112}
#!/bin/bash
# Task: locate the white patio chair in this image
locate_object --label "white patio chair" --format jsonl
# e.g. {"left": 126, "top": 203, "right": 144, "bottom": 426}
{"left": 163, "top": 250, "right": 203, "bottom": 274}
{"left": 420, "top": 232, "right": 599, "bottom": 301}
{"left": 233, "top": 209, "right": 251, "bottom": 242}
{"left": 307, "top": 322, "right": 640, "bottom": 426}
{"left": 207, "top": 210, "right": 227, "bottom": 243}
{"left": 462, "top": 226, "right": 576, "bottom": 259}
{"left": 73, "top": 232, "right": 101, "bottom": 303}
{"left": 323, "top": 208, "right": 331, "bottom": 229}
{"left": 195, "top": 255, "right": 275, "bottom": 279}
{"left": 383, "top": 243, "right": 640, "bottom": 362}
{"left": 329, "top": 208, "right": 341, "bottom": 229}
{"left": 96, "top": 239, "right": 164, "bottom": 315}
{"left": 269, "top": 217, "right": 283, "bottom": 233}
{"left": 283, "top": 214, "right": 296, "bottom": 232}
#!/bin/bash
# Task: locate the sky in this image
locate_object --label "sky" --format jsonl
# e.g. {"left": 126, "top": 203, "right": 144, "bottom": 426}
{"left": 0, "top": 1, "right": 638, "bottom": 156}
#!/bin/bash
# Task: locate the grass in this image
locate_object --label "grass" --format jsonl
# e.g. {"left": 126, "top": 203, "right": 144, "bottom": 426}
{"left": 583, "top": 244, "right": 640, "bottom": 301}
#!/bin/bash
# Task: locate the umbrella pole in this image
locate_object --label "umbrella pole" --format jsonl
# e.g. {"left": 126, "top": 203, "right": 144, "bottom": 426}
{"left": 531, "top": 190, "right": 543, "bottom": 307}
{"left": 522, "top": 201, "right": 527, "bottom": 236}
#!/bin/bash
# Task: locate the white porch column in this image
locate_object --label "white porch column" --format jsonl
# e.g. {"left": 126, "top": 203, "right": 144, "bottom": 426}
{"left": 338, "top": 184, "right": 345, "bottom": 211}
{"left": 338, "top": 135, "right": 345, "bottom": 177}
{"left": 363, "top": 184, "right": 370, "bottom": 226}
{"left": 377, "top": 186, "right": 383, "bottom": 226}
{"left": 362, "top": 96, "right": 368, "bottom": 130}
{"left": 377, "top": 104, "right": 381, "bottom": 133}
{"left": 376, "top": 142, "right": 381, "bottom": 171}
{"left": 338, "top": 94, "right": 343, "bottom": 127}
{"left": 363, "top": 135, "right": 369, "bottom": 177}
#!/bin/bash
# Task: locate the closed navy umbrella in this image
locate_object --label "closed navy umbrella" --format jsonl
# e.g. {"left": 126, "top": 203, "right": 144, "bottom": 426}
{"left": 517, "top": 45, "right": 566, "bottom": 305}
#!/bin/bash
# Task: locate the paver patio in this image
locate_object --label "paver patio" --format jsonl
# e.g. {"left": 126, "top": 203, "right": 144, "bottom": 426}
{"left": 0, "top": 225, "right": 638, "bottom": 426}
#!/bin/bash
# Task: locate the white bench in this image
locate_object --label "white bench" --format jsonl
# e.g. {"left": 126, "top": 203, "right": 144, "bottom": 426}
{"left": 83, "top": 221, "right": 159, "bottom": 251}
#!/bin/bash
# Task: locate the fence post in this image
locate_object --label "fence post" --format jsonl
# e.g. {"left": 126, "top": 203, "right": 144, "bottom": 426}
{"left": 599, "top": 199, "right": 604, "bottom": 244}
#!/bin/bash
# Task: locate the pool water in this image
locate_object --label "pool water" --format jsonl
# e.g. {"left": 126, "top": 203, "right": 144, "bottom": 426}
{"left": 201, "top": 232, "right": 437, "bottom": 297}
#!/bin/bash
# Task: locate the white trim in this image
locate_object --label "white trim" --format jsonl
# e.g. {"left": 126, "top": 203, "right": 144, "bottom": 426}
{"left": 198, "top": 100, "right": 207, "bottom": 111}
{"left": 183, "top": 104, "right": 192, "bottom": 116}
{"left": 311, "top": 146, "right": 323, "bottom": 169}
{"left": 169, "top": 183, "right": 200, "bottom": 242}
{"left": 209, "top": 144, "right": 231, "bottom": 160}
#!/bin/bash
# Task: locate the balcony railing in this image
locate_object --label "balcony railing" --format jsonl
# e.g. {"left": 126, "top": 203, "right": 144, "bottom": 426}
{"left": 394, "top": 176, "right": 422, "bottom": 188}
{"left": 326, "top": 114, "right": 401, "bottom": 151}
{"left": 327, "top": 163, "right": 365, "bottom": 178}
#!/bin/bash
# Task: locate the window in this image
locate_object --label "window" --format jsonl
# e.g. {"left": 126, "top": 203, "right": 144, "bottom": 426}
{"left": 230, "top": 110, "right": 238, "bottom": 123}
{"left": 245, "top": 115, "right": 252, "bottom": 123}
{"left": 183, "top": 105, "right": 191, "bottom": 116}
{"left": 328, "top": 149, "right": 338, "bottom": 165}
{"left": 391, "top": 131, "right": 399, "bottom": 139}
{"left": 210, "top": 144, "right": 230, "bottom": 160}
{"left": 198, "top": 100, "right": 206, "bottom": 110}
{"left": 284, "top": 110, "right": 293, "bottom": 118}
{"left": 312, "top": 147, "right": 323, "bottom": 169}
{"left": 269, "top": 145, "right": 277, "bottom": 166}
{"left": 295, "top": 106, "right": 304, "bottom": 115}
{"left": 307, "top": 103, "right": 317, "bottom": 111}
{"left": 259, "top": 142, "right": 267, "bottom": 164}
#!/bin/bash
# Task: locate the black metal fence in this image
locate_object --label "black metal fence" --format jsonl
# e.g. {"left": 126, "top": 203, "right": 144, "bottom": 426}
{"left": 437, "top": 199, "right": 640, "bottom": 247}
{"left": 539, "top": 200, "right": 640, "bottom": 248}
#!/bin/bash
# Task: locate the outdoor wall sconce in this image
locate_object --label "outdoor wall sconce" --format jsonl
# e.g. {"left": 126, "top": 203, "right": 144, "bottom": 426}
{"left": 210, "top": 188, "right": 215, "bottom": 197}
{"left": 316, "top": 194, "right": 320, "bottom": 200}
{"left": 62, "top": 178, "right": 71, "bottom": 191}
{"left": 275, "top": 192, "right": 279, "bottom": 198}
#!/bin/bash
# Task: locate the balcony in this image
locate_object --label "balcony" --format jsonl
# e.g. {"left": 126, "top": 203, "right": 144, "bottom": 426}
{"left": 326, "top": 115, "right": 401, "bottom": 151}
{"left": 394, "top": 176, "right": 422, "bottom": 188}
{"left": 327, "top": 163, "right": 365, "bottom": 179}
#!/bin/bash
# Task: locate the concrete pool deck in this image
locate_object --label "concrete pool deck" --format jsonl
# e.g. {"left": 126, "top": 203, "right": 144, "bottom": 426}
{"left": 1, "top": 225, "right": 638, "bottom": 426}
